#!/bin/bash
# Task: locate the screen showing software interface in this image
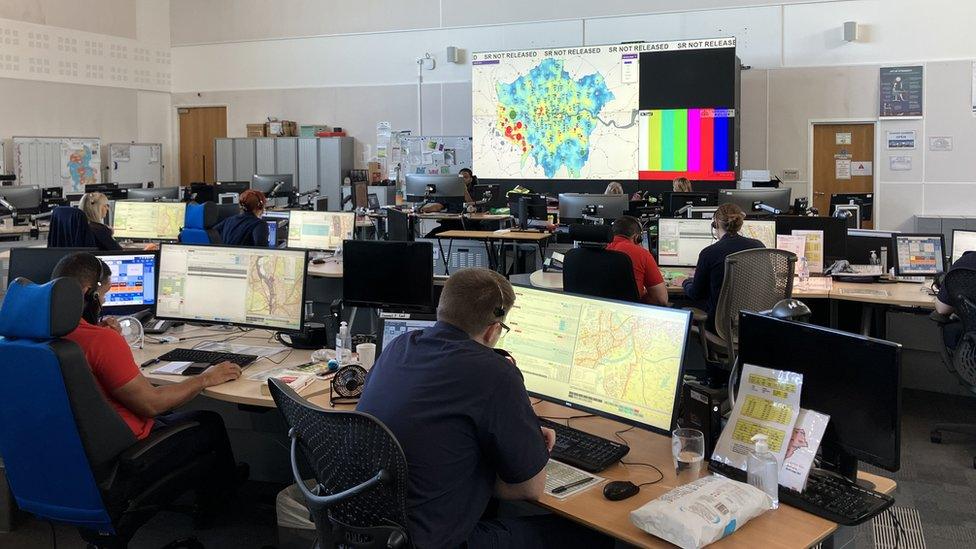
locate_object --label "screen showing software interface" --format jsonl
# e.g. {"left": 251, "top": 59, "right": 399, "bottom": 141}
{"left": 953, "top": 231, "right": 976, "bottom": 263}
{"left": 896, "top": 236, "right": 945, "bottom": 275}
{"left": 157, "top": 245, "right": 305, "bottom": 331}
{"left": 101, "top": 254, "right": 156, "bottom": 308}
{"left": 498, "top": 286, "right": 690, "bottom": 432}
{"left": 657, "top": 218, "right": 715, "bottom": 267}
{"left": 112, "top": 201, "right": 186, "bottom": 240}
{"left": 287, "top": 211, "right": 355, "bottom": 251}
{"left": 381, "top": 319, "right": 437, "bottom": 351}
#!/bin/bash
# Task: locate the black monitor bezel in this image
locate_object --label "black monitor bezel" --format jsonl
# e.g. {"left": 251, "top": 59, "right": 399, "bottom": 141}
{"left": 951, "top": 229, "right": 976, "bottom": 264}
{"left": 507, "top": 284, "right": 692, "bottom": 437}
{"left": 341, "top": 240, "right": 434, "bottom": 311}
{"left": 891, "top": 232, "right": 947, "bottom": 277}
{"left": 154, "top": 243, "right": 308, "bottom": 332}
{"left": 375, "top": 315, "right": 438, "bottom": 355}
{"left": 95, "top": 250, "right": 161, "bottom": 316}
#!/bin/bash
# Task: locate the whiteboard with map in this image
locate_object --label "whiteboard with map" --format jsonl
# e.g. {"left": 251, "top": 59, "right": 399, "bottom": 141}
{"left": 14, "top": 136, "right": 101, "bottom": 192}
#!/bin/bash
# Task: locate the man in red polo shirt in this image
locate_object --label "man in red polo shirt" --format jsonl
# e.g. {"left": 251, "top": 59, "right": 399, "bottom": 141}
{"left": 606, "top": 215, "right": 668, "bottom": 306}
{"left": 52, "top": 252, "right": 243, "bottom": 512}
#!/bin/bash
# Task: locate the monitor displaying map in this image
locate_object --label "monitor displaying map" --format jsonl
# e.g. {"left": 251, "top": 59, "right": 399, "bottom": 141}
{"left": 471, "top": 37, "right": 737, "bottom": 181}
{"left": 498, "top": 286, "right": 691, "bottom": 433}
{"left": 112, "top": 201, "right": 186, "bottom": 241}
{"left": 156, "top": 244, "right": 308, "bottom": 331}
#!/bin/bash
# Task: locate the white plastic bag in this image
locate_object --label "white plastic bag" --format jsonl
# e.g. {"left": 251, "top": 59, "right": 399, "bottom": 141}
{"left": 630, "top": 475, "right": 774, "bottom": 548}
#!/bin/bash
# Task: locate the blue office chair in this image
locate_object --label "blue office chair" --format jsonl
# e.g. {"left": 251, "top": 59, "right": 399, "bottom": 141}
{"left": 178, "top": 201, "right": 221, "bottom": 244}
{"left": 48, "top": 206, "right": 97, "bottom": 248}
{"left": 0, "top": 277, "right": 211, "bottom": 548}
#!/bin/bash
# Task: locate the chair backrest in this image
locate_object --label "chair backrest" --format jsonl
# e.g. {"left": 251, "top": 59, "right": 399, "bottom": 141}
{"left": 563, "top": 247, "right": 641, "bottom": 303}
{"left": 47, "top": 206, "right": 96, "bottom": 248}
{"left": 942, "top": 267, "right": 976, "bottom": 335}
{"left": 269, "top": 379, "right": 409, "bottom": 549}
{"left": 714, "top": 248, "right": 797, "bottom": 345}
{"left": 0, "top": 278, "right": 136, "bottom": 533}
{"left": 568, "top": 223, "right": 612, "bottom": 245}
{"left": 179, "top": 201, "right": 220, "bottom": 244}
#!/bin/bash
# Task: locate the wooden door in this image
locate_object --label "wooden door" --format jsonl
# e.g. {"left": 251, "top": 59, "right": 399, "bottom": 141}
{"left": 812, "top": 123, "right": 874, "bottom": 229}
{"left": 178, "top": 107, "right": 227, "bottom": 186}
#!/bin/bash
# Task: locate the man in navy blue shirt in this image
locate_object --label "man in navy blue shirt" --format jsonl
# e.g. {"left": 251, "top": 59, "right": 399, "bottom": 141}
{"left": 936, "top": 250, "right": 976, "bottom": 349}
{"left": 357, "top": 268, "right": 611, "bottom": 549}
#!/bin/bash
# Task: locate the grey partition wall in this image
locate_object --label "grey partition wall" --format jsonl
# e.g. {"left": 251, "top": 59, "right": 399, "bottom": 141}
{"left": 233, "top": 138, "right": 256, "bottom": 181}
{"left": 319, "top": 137, "right": 354, "bottom": 211}
{"left": 297, "top": 138, "right": 319, "bottom": 194}
{"left": 255, "top": 138, "right": 275, "bottom": 174}
{"left": 275, "top": 137, "right": 298, "bottom": 185}
{"left": 214, "top": 138, "right": 234, "bottom": 182}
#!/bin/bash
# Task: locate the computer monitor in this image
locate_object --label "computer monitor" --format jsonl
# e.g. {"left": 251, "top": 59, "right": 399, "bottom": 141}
{"left": 387, "top": 208, "right": 415, "bottom": 242}
{"left": 7, "top": 247, "right": 95, "bottom": 285}
{"left": 717, "top": 188, "right": 792, "bottom": 215}
{"left": 830, "top": 192, "right": 873, "bottom": 221}
{"left": 892, "top": 233, "right": 946, "bottom": 276}
{"left": 188, "top": 182, "right": 214, "bottom": 203}
{"left": 472, "top": 183, "right": 504, "bottom": 209}
{"left": 99, "top": 251, "right": 158, "bottom": 315}
{"left": 342, "top": 240, "right": 434, "bottom": 310}
{"left": 116, "top": 182, "right": 144, "bottom": 190}
{"left": 112, "top": 201, "right": 186, "bottom": 241}
{"left": 367, "top": 193, "right": 381, "bottom": 210}
{"left": 286, "top": 211, "right": 355, "bottom": 251}
{"left": 498, "top": 285, "right": 691, "bottom": 435}
{"left": 125, "top": 187, "right": 180, "bottom": 202}
{"left": 214, "top": 181, "right": 250, "bottom": 195}
{"left": 774, "top": 216, "right": 848, "bottom": 263}
{"left": 952, "top": 229, "right": 976, "bottom": 264}
{"left": 739, "top": 219, "right": 777, "bottom": 248}
{"left": 0, "top": 185, "right": 43, "bottom": 214}
{"left": 404, "top": 174, "right": 467, "bottom": 202}
{"left": 251, "top": 174, "right": 294, "bottom": 196}
{"left": 377, "top": 316, "right": 438, "bottom": 354}
{"left": 847, "top": 229, "right": 897, "bottom": 267}
{"left": 155, "top": 244, "right": 307, "bottom": 331}
{"left": 512, "top": 194, "right": 548, "bottom": 228}
{"left": 557, "top": 194, "right": 629, "bottom": 223}
{"left": 738, "top": 312, "right": 901, "bottom": 478}
{"left": 661, "top": 191, "right": 718, "bottom": 217}
{"left": 655, "top": 218, "right": 715, "bottom": 267}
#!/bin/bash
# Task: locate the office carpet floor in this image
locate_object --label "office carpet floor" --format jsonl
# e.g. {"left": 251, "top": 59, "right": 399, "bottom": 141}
{"left": 4, "top": 388, "right": 976, "bottom": 549}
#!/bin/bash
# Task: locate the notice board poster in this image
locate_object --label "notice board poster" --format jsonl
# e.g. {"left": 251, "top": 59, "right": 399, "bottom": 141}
{"left": 880, "top": 66, "right": 923, "bottom": 118}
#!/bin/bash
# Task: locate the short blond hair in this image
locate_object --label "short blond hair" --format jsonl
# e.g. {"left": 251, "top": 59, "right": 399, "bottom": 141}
{"left": 437, "top": 268, "right": 515, "bottom": 337}
{"left": 604, "top": 182, "right": 624, "bottom": 195}
{"left": 672, "top": 177, "right": 693, "bottom": 192}
{"left": 79, "top": 192, "right": 108, "bottom": 223}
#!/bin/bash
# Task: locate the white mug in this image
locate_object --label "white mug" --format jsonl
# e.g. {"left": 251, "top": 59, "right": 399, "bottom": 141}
{"left": 356, "top": 343, "right": 376, "bottom": 369}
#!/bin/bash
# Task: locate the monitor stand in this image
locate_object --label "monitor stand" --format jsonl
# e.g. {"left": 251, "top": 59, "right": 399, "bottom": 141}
{"left": 820, "top": 445, "right": 875, "bottom": 489}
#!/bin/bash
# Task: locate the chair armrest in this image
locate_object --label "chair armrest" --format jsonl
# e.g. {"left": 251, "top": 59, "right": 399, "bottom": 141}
{"left": 116, "top": 421, "right": 200, "bottom": 474}
{"left": 929, "top": 311, "right": 959, "bottom": 325}
{"left": 683, "top": 307, "right": 708, "bottom": 324}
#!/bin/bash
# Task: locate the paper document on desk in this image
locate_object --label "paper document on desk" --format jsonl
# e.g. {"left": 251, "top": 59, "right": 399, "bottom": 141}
{"left": 837, "top": 288, "right": 889, "bottom": 297}
{"left": 791, "top": 230, "right": 824, "bottom": 273}
{"left": 544, "top": 460, "right": 603, "bottom": 500}
{"left": 193, "top": 341, "right": 287, "bottom": 359}
{"left": 712, "top": 364, "right": 803, "bottom": 471}
{"left": 153, "top": 361, "right": 192, "bottom": 375}
{"left": 779, "top": 409, "right": 830, "bottom": 492}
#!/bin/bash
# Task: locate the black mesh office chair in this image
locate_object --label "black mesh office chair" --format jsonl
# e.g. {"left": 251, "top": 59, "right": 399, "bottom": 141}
{"left": 268, "top": 378, "right": 411, "bottom": 549}
{"left": 562, "top": 224, "right": 641, "bottom": 303}
{"left": 929, "top": 267, "right": 976, "bottom": 468}
{"left": 702, "top": 249, "right": 797, "bottom": 367}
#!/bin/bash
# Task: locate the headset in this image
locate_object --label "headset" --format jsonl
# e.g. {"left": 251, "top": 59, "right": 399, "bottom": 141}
{"left": 82, "top": 254, "right": 107, "bottom": 325}
{"left": 492, "top": 278, "right": 507, "bottom": 319}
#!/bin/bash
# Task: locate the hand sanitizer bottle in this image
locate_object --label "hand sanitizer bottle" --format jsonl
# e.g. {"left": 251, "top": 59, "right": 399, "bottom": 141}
{"left": 747, "top": 434, "right": 779, "bottom": 509}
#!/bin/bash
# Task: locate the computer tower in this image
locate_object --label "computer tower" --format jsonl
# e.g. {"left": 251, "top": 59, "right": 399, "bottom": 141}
{"left": 678, "top": 381, "right": 727, "bottom": 457}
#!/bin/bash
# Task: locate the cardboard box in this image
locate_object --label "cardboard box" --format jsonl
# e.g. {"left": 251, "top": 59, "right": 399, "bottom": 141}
{"left": 300, "top": 125, "right": 331, "bottom": 138}
{"left": 367, "top": 162, "right": 383, "bottom": 183}
{"left": 266, "top": 120, "right": 298, "bottom": 137}
{"left": 246, "top": 124, "right": 266, "bottom": 137}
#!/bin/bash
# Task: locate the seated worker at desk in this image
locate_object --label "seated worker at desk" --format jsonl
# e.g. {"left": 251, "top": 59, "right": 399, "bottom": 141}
{"left": 357, "top": 268, "right": 611, "bottom": 549}
{"left": 214, "top": 189, "right": 269, "bottom": 247}
{"left": 52, "top": 252, "right": 245, "bottom": 508}
{"left": 936, "top": 249, "right": 976, "bottom": 349}
{"left": 606, "top": 215, "right": 668, "bottom": 306}
{"left": 420, "top": 167, "right": 476, "bottom": 214}
{"left": 78, "top": 192, "right": 158, "bottom": 251}
{"left": 672, "top": 176, "right": 693, "bottom": 192}
{"left": 677, "top": 203, "right": 764, "bottom": 330}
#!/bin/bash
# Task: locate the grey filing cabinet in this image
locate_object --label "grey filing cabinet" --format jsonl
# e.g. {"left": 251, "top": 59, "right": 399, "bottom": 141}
{"left": 212, "top": 137, "right": 353, "bottom": 196}
{"left": 916, "top": 215, "right": 976, "bottom": 255}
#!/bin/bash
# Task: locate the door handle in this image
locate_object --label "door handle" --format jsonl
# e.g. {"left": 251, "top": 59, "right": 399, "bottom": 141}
{"left": 814, "top": 192, "right": 825, "bottom": 196}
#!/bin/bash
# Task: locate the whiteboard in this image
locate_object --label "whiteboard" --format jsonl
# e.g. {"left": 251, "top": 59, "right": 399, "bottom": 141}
{"left": 14, "top": 136, "right": 101, "bottom": 193}
{"left": 399, "top": 136, "right": 472, "bottom": 179}
{"left": 107, "top": 143, "right": 163, "bottom": 186}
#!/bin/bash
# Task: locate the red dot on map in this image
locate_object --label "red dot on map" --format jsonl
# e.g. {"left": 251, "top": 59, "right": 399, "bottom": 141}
{"left": 516, "top": 121, "right": 522, "bottom": 129}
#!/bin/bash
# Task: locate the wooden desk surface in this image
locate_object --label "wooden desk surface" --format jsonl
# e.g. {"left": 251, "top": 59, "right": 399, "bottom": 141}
{"left": 306, "top": 257, "right": 343, "bottom": 278}
{"left": 136, "top": 330, "right": 895, "bottom": 547}
{"left": 437, "top": 229, "right": 552, "bottom": 242}
{"left": 532, "top": 402, "right": 896, "bottom": 549}
{"left": 831, "top": 280, "right": 936, "bottom": 308}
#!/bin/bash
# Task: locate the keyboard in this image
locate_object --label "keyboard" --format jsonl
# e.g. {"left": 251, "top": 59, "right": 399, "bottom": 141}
{"left": 156, "top": 348, "right": 258, "bottom": 368}
{"left": 894, "top": 275, "right": 927, "bottom": 283}
{"left": 709, "top": 460, "right": 894, "bottom": 526}
{"left": 539, "top": 418, "right": 630, "bottom": 473}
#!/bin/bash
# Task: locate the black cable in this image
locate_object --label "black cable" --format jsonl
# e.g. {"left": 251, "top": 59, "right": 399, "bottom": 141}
{"left": 889, "top": 508, "right": 903, "bottom": 548}
{"left": 613, "top": 426, "right": 664, "bottom": 486}
{"left": 49, "top": 521, "right": 57, "bottom": 549}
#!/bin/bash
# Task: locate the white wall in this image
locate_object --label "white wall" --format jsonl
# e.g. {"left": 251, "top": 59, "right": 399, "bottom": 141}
{"left": 0, "top": 0, "right": 175, "bottom": 184}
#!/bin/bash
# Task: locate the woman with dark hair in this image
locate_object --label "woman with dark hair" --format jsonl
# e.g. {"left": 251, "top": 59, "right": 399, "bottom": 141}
{"left": 213, "top": 189, "right": 269, "bottom": 247}
{"left": 678, "top": 203, "right": 764, "bottom": 329}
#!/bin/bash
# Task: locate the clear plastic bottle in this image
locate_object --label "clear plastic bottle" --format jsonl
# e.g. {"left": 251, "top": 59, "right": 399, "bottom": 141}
{"left": 798, "top": 256, "right": 810, "bottom": 286}
{"left": 869, "top": 250, "right": 880, "bottom": 266}
{"left": 747, "top": 434, "right": 779, "bottom": 508}
{"left": 880, "top": 246, "right": 889, "bottom": 274}
{"left": 336, "top": 321, "right": 350, "bottom": 363}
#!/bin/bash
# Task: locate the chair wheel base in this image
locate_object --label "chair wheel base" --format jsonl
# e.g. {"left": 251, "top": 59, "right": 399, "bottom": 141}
{"left": 931, "top": 430, "right": 943, "bottom": 444}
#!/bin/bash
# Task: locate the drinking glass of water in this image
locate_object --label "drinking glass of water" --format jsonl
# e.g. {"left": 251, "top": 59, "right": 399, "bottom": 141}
{"left": 672, "top": 428, "right": 705, "bottom": 484}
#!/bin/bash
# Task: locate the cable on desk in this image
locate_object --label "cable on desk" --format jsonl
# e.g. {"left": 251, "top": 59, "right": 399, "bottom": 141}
{"left": 530, "top": 398, "right": 542, "bottom": 406}
{"left": 537, "top": 414, "right": 595, "bottom": 426}
{"left": 613, "top": 425, "right": 664, "bottom": 486}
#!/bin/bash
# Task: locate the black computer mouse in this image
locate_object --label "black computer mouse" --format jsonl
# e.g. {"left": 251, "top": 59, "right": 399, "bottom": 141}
{"left": 311, "top": 257, "right": 327, "bottom": 265}
{"left": 603, "top": 480, "right": 640, "bottom": 501}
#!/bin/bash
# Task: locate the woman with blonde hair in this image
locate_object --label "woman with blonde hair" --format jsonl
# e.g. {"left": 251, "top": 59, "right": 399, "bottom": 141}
{"left": 79, "top": 192, "right": 123, "bottom": 250}
{"left": 604, "top": 181, "right": 624, "bottom": 195}
{"left": 672, "top": 177, "right": 693, "bottom": 192}
{"left": 678, "top": 203, "right": 764, "bottom": 330}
